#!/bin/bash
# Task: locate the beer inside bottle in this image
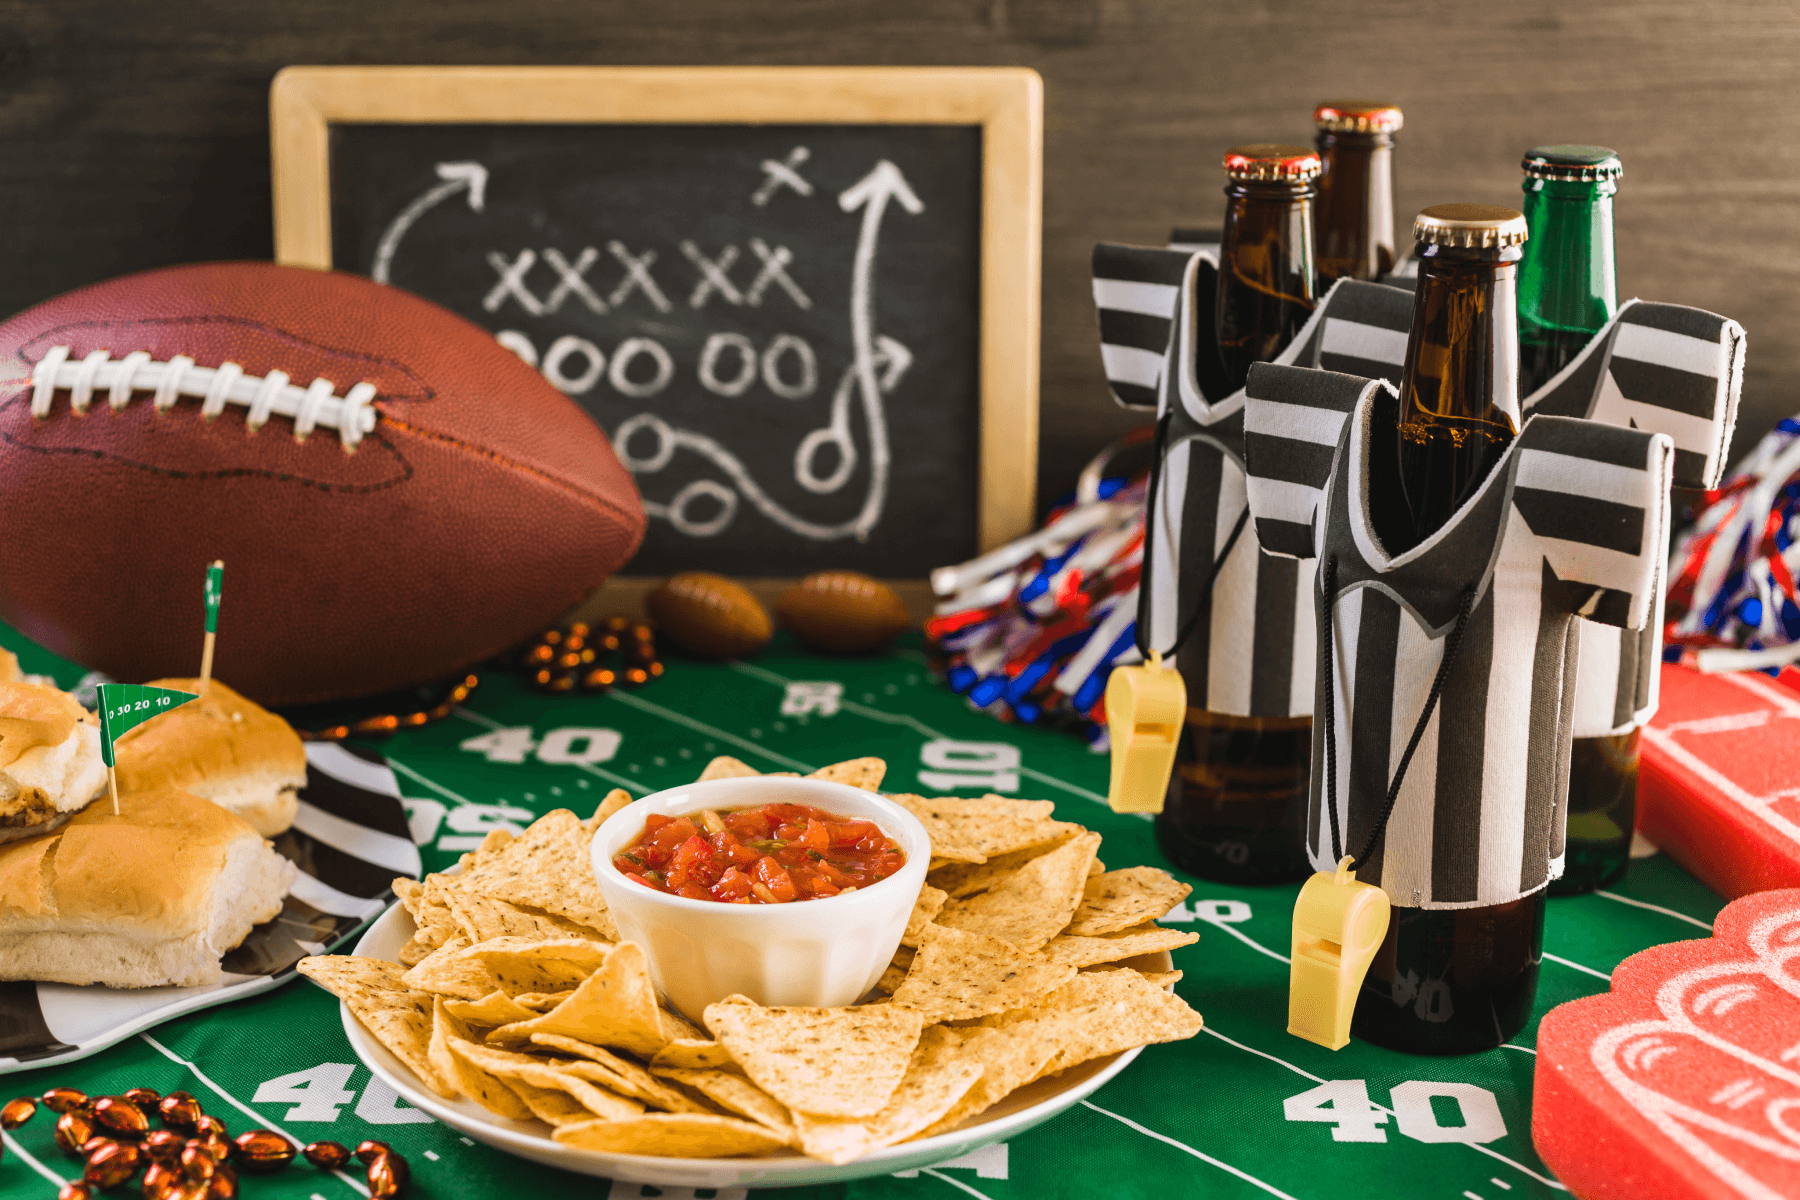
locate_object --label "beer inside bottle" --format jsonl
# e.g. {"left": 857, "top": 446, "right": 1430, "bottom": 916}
{"left": 1517, "top": 145, "right": 1620, "bottom": 397}
{"left": 1313, "top": 101, "right": 1402, "bottom": 285}
{"left": 1214, "top": 144, "right": 1319, "bottom": 395}
{"left": 1155, "top": 145, "right": 1318, "bottom": 886}
{"left": 1552, "top": 728, "right": 1639, "bottom": 895}
{"left": 1356, "top": 204, "right": 1545, "bottom": 1054}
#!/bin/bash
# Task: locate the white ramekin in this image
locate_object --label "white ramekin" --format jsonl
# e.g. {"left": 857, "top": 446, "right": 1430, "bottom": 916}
{"left": 590, "top": 776, "right": 929, "bottom": 1021}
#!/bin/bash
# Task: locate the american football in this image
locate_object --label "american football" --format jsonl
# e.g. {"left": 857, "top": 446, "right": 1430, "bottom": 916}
{"left": 0, "top": 261, "right": 645, "bottom": 706}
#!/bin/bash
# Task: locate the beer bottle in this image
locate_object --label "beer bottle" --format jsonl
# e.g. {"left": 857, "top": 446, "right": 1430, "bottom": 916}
{"left": 1356, "top": 204, "right": 1545, "bottom": 1054}
{"left": 1214, "top": 145, "right": 1320, "bottom": 394}
{"left": 1517, "top": 145, "right": 1621, "bottom": 397}
{"left": 1553, "top": 728, "right": 1638, "bottom": 894}
{"left": 1313, "top": 102, "right": 1402, "bottom": 285}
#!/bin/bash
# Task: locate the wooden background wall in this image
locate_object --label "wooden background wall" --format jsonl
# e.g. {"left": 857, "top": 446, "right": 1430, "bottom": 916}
{"left": 4, "top": 0, "right": 1794, "bottom": 517}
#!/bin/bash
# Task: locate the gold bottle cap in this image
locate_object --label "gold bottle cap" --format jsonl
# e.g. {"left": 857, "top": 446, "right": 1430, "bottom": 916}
{"left": 1521, "top": 144, "right": 1623, "bottom": 182}
{"left": 1223, "top": 144, "right": 1322, "bottom": 183}
{"left": 1313, "top": 101, "right": 1404, "bottom": 134}
{"left": 1413, "top": 204, "right": 1528, "bottom": 249}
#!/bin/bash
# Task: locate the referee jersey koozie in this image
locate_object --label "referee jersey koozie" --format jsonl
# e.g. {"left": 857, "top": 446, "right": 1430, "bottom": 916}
{"left": 1091, "top": 242, "right": 1414, "bottom": 716}
{"left": 1242, "top": 363, "right": 1674, "bottom": 905}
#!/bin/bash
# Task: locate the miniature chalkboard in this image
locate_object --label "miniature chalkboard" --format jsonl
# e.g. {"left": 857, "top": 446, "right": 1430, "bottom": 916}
{"left": 271, "top": 67, "right": 1041, "bottom": 578}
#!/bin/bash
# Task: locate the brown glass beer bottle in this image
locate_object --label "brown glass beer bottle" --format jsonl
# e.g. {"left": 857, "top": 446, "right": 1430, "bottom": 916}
{"left": 1214, "top": 145, "right": 1320, "bottom": 395}
{"left": 1313, "top": 102, "right": 1402, "bottom": 285}
{"left": 1356, "top": 204, "right": 1546, "bottom": 1054}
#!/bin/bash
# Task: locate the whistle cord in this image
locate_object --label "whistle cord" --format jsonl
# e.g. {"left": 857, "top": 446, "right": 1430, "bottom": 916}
{"left": 1320, "top": 554, "right": 1480, "bottom": 870}
{"left": 1135, "top": 410, "right": 1252, "bottom": 663}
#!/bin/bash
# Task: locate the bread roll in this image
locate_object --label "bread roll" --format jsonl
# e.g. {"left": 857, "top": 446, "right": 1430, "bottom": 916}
{"left": 0, "top": 682, "right": 106, "bottom": 845}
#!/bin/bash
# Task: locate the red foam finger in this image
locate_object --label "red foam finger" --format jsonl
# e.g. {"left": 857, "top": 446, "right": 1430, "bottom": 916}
{"left": 1639, "top": 665, "right": 1800, "bottom": 899}
{"left": 1535, "top": 889, "right": 1800, "bottom": 1199}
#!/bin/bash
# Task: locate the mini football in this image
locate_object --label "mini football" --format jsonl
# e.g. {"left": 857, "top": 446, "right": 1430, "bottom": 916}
{"left": 0, "top": 262, "right": 645, "bottom": 706}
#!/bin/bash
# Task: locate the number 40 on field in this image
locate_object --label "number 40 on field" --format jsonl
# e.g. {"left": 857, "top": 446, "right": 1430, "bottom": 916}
{"left": 1284, "top": 1079, "right": 1507, "bottom": 1145}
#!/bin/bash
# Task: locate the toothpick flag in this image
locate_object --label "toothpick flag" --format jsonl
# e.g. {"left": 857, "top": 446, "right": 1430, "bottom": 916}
{"left": 199, "top": 560, "right": 222, "bottom": 690}
{"left": 97, "top": 683, "right": 198, "bottom": 813}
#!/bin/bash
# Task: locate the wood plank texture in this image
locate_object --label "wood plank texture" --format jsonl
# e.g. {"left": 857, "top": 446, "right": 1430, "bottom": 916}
{"left": 0, "top": 0, "right": 1793, "bottom": 514}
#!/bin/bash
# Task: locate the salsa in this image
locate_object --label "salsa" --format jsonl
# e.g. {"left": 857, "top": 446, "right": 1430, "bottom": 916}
{"left": 614, "top": 803, "right": 905, "bottom": 903}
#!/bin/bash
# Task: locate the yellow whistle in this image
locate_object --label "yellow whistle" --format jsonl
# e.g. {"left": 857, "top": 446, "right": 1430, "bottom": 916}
{"left": 1288, "top": 856, "right": 1391, "bottom": 1050}
{"left": 1103, "top": 650, "right": 1186, "bottom": 814}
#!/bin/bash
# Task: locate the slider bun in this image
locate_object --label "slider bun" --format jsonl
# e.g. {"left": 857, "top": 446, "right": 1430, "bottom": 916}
{"left": 0, "top": 649, "right": 20, "bottom": 683}
{"left": 0, "top": 683, "right": 105, "bottom": 845}
{"left": 114, "top": 678, "right": 307, "bottom": 837}
{"left": 0, "top": 786, "right": 296, "bottom": 988}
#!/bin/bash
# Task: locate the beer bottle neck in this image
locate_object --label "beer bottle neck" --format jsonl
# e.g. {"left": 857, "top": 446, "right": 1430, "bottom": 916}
{"left": 1315, "top": 130, "right": 1396, "bottom": 284}
{"left": 1402, "top": 243, "right": 1523, "bottom": 428}
{"left": 1215, "top": 180, "right": 1317, "bottom": 394}
{"left": 1518, "top": 177, "right": 1617, "bottom": 338}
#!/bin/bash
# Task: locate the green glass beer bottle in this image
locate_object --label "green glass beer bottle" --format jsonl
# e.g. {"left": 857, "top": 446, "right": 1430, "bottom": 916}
{"left": 1214, "top": 145, "right": 1320, "bottom": 395}
{"left": 1517, "top": 145, "right": 1621, "bottom": 397}
{"left": 1356, "top": 205, "right": 1546, "bottom": 1054}
{"left": 1313, "top": 102, "right": 1402, "bottom": 285}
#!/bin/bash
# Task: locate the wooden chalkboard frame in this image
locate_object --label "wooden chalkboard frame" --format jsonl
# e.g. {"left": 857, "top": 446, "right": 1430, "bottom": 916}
{"left": 269, "top": 64, "right": 1042, "bottom": 560}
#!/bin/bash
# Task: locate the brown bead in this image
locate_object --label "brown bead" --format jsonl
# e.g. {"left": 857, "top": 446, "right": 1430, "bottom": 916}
{"left": 92, "top": 1095, "right": 149, "bottom": 1138}
{"left": 124, "top": 1088, "right": 160, "bottom": 1109}
{"left": 302, "top": 1140, "right": 351, "bottom": 1169}
{"left": 83, "top": 1140, "right": 143, "bottom": 1189}
{"left": 366, "top": 1149, "right": 410, "bottom": 1198}
{"left": 145, "top": 1129, "right": 186, "bottom": 1164}
{"left": 646, "top": 573, "right": 773, "bottom": 659}
{"left": 776, "top": 571, "right": 914, "bottom": 654}
{"left": 230, "top": 1129, "right": 295, "bottom": 1172}
{"left": 54, "top": 1111, "right": 95, "bottom": 1156}
{"left": 158, "top": 1092, "right": 202, "bottom": 1132}
{"left": 195, "top": 1131, "right": 231, "bottom": 1164}
{"left": 79, "top": 1135, "right": 115, "bottom": 1157}
{"left": 1, "top": 1096, "right": 36, "bottom": 1128}
{"left": 180, "top": 1141, "right": 218, "bottom": 1181}
{"left": 207, "top": 1160, "right": 239, "bottom": 1199}
{"left": 42, "top": 1086, "right": 90, "bottom": 1115}
{"left": 56, "top": 1184, "right": 94, "bottom": 1200}
{"left": 141, "top": 1163, "right": 181, "bottom": 1200}
{"left": 354, "top": 1140, "right": 392, "bottom": 1165}
{"left": 193, "top": 1114, "right": 227, "bottom": 1139}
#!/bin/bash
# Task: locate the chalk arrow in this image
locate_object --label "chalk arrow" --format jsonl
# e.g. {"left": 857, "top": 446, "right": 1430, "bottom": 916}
{"left": 372, "top": 161, "right": 490, "bottom": 284}
{"left": 874, "top": 335, "right": 913, "bottom": 392}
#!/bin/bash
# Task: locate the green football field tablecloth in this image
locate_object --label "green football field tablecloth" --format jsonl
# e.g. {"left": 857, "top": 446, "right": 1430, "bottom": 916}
{"left": 0, "top": 627, "right": 1726, "bottom": 1200}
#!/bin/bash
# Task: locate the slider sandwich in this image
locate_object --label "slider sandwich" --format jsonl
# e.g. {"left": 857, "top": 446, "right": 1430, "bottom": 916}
{"left": 0, "top": 682, "right": 107, "bottom": 845}
{"left": 0, "top": 787, "right": 296, "bottom": 988}
{"left": 0, "top": 648, "right": 20, "bottom": 682}
{"left": 113, "top": 678, "right": 307, "bottom": 838}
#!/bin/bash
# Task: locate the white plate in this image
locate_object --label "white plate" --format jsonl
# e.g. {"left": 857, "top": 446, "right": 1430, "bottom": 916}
{"left": 345, "top": 900, "right": 1159, "bottom": 1188}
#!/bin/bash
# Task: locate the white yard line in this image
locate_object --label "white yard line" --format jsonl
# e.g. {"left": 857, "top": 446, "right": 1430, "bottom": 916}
{"left": 138, "top": 1033, "right": 370, "bottom": 1197}
{"left": 1200, "top": 917, "right": 1291, "bottom": 965}
{"left": 921, "top": 1168, "right": 996, "bottom": 1200}
{"left": 1, "top": 1129, "right": 65, "bottom": 1187}
{"left": 451, "top": 708, "right": 649, "bottom": 795}
{"left": 1595, "top": 890, "right": 1714, "bottom": 932}
{"left": 1501, "top": 1044, "right": 1538, "bottom": 1056}
{"left": 1543, "top": 952, "right": 1612, "bottom": 982}
{"left": 726, "top": 660, "right": 1113, "bottom": 808}
{"left": 385, "top": 756, "right": 476, "bottom": 807}
{"left": 1080, "top": 1102, "right": 1300, "bottom": 1199}
{"left": 604, "top": 689, "right": 815, "bottom": 772}
{"left": 1197, "top": 1027, "right": 1567, "bottom": 1190}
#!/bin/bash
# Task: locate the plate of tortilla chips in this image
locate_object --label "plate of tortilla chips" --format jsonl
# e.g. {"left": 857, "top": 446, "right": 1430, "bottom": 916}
{"left": 300, "top": 755, "right": 1205, "bottom": 1187}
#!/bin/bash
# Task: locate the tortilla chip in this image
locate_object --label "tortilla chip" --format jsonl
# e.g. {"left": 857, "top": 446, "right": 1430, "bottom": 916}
{"left": 937, "top": 832, "right": 1100, "bottom": 952}
{"left": 704, "top": 998, "right": 923, "bottom": 1118}
{"left": 662, "top": 1006, "right": 708, "bottom": 1042}
{"left": 650, "top": 1038, "right": 737, "bottom": 1071}
{"left": 488, "top": 942, "right": 669, "bottom": 1057}
{"left": 1019, "top": 971, "right": 1203, "bottom": 1077}
{"left": 1039, "top": 925, "right": 1199, "bottom": 969}
{"left": 698, "top": 755, "right": 760, "bottom": 781}
{"left": 516, "top": 990, "right": 575, "bottom": 1012}
{"left": 584, "top": 788, "right": 634, "bottom": 832}
{"left": 651, "top": 1066, "right": 796, "bottom": 1143}
{"left": 298, "top": 956, "right": 445, "bottom": 1094}
{"left": 900, "top": 884, "right": 947, "bottom": 948}
{"left": 890, "top": 924, "right": 1076, "bottom": 1023}
{"left": 876, "top": 964, "right": 908, "bottom": 995}
{"left": 430, "top": 999, "right": 530, "bottom": 1116}
{"left": 398, "top": 875, "right": 460, "bottom": 964}
{"left": 401, "top": 937, "right": 505, "bottom": 1000}
{"left": 791, "top": 1027, "right": 984, "bottom": 1164}
{"left": 445, "top": 990, "right": 538, "bottom": 1027}
{"left": 461, "top": 935, "right": 611, "bottom": 993}
{"left": 927, "top": 837, "right": 1078, "bottom": 898}
{"left": 1064, "top": 867, "right": 1191, "bottom": 936}
{"left": 457, "top": 809, "right": 618, "bottom": 938}
{"left": 915, "top": 1023, "right": 1062, "bottom": 1138}
{"left": 553, "top": 1113, "right": 789, "bottom": 1158}
{"left": 392, "top": 877, "right": 427, "bottom": 920}
{"left": 808, "top": 757, "right": 886, "bottom": 791}
{"left": 443, "top": 888, "right": 597, "bottom": 946}
{"left": 528, "top": 1034, "right": 710, "bottom": 1113}
{"left": 1082, "top": 965, "right": 1184, "bottom": 990}
{"left": 891, "top": 794, "right": 1078, "bottom": 864}
{"left": 501, "top": 1077, "right": 599, "bottom": 1127}
{"left": 447, "top": 1037, "right": 645, "bottom": 1120}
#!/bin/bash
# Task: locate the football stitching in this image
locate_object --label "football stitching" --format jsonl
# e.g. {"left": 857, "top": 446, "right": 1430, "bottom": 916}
{"left": 378, "top": 413, "right": 644, "bottom": 524}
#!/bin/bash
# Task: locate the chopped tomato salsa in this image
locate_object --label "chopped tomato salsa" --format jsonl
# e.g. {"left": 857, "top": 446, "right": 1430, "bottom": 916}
{"left": 613, "top": 803, "right": 905, "bottom": 903}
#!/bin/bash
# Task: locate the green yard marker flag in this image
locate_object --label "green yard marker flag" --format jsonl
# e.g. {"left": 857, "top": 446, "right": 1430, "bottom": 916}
{"left": 97, "top": 682, "right": 198, "bottom": 814}
{"left": 200, "top": 560, "right": 223, "bottom": 689}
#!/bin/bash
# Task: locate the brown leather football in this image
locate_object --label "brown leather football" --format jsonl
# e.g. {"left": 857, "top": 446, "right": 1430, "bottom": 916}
{"left": 0, "top": 262, "right": 645, "bottom": 706}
